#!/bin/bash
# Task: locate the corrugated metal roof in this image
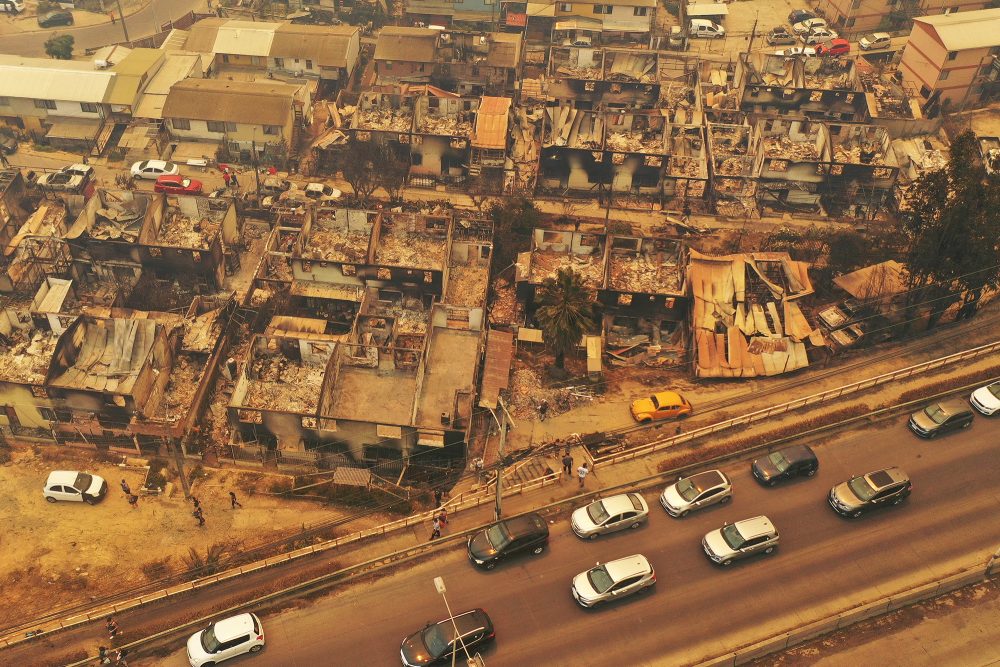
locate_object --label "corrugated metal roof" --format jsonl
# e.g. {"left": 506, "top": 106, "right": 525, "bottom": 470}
{"left": 472, "top": 96, "right": 511, "bottom": 149}
{"left": 375, "top": 27, "right": 438, "bottom": 62}
{"left": 214, "top": 20, "right": 276, "bottom": 57}
{"left": 182, "top": 19, "right": 225, "bottom": 53}
{"left": 162, "top": 78, "right": 298, "bottom": 126}
{"left": 272, "top": 24, "right": 358, "bottom": 68}
{"left": 0, "top": 55, "right": 115, "bottom": 104}
{"left": 479, "top": 329, "right": 513, "bottom": 409}
{"left": 914, "top": 8, "right": 1000, "bottom": 51}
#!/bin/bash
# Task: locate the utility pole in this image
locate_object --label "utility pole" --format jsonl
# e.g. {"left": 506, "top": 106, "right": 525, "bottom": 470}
{"left": 492, "top": 396, "right": 514, "bottom": 521}
{"left": 745, "top": 12, "right": 758, "bottom": 56}
{"left": 252, "top": 138, "right": 263, "bottom": 203}
{"left": 114, "top": 0, "right": 131, "bottom": 42}
{"left": 171, "top": 438, "right": 191, "bottom": 498}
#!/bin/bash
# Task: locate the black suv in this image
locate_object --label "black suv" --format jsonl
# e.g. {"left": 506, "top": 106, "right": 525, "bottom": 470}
{"left": 828, "top": 467, "right": 911, "bottom": 518}
{"left": 467, "top": 512, "right": 548, "bottom": 569}
{"left": 400, "top": 609, "right": 494, "bottom": 666}
{"left": 751, "top": 445, "right": 818, "bottom": 486}
{"left": 38, "top": 10, "right": 74, "bottom": 28}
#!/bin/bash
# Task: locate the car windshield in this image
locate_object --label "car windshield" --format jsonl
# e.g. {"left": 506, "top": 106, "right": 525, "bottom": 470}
{"left": 986, "top": 383, "right": 1000, "bottom": 399}
{"left": 767, "top": 451, "right": 790, "bottom": 473}
{"left": 923, "top": 404, "right": 948, "bottom": 424}
{"left": 137, "top": 160, "right": 149, "bottom": 169}
{"left": 586, "top": 501, "right": 610, "bottom": 524}
{"left": 485, "top": 522, "right": 512, "bottom": 549}
{"left": 422, "top": 623, "right": 454, "bottom": 658}
{"left": 863, "top": 33, "right": 878, "bottom": 41}
{"left": 587, "top": 565, "right": 615, "bottom": 594}
{"left": 675, "top": 478, "right": 699, "bottom": 501}
{"left": 720, "top": 524, "right": 746, "bottom": 549}
{"left": 848, "top": 476, "right": 877, "bottom": 501}
{"left": 74, "top": 472, "right": 93, "bottom": 491}
{"left": 649, "top": 395, "right": 661, "bottom": 409}
{"left": 200, "top": 625, "right": 222, "bottom": 653}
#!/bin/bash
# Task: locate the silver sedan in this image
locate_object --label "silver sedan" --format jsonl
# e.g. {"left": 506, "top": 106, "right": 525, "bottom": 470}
{"left": 571, "top": 493, "right": 649, "bottom": 539}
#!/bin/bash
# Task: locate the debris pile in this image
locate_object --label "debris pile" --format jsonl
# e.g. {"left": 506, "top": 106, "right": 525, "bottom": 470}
{"left": 545, "top": 106, "right": 604, "bottom": 149}
{"left": 762, "top": 136, "right": 819, "bottom": 160}
{"left": 92, "top": 196, "right": 147, "bottom": 242}
{"left": 0, "top": 331, "right": 60, "bottom": 384}
{"left": 529, "top": 248, "right": 604, "bottom": 288}
{"left": 358, "top": 107, "right": 413, "bottom": 132}
{"left": 511, "top": 106, "right": 542, "bottom": 191}
{"left": 608, "top": 244, "right": 682, "bottom": 293}
{"left": 159, "top": 354, "right": 202, "bottom": 422}
{"left": 606, "top": 128, "right": 664, "bottom": 154}
{"left": 604, "top": 52, "right": 657, "bottom": 83}
{"left": 158, "top": 209, "right": 219, "bottom": 249}
{"left": 245, "top": 355, "right": 326, "bottom": 413}
{"left": 374, "top": 217, "right": 448, "bottom": 270}
{"left": 488, "top": 277, "right": 519, "bottom": 326}
{"left": 304, "top": 223, "right": 370, "bottom": 262}
{"left": 417, "top": 113, "right": 474, "bottom": 137}
{"left": 445, "top": 263, "right": 489, "bottom": 307}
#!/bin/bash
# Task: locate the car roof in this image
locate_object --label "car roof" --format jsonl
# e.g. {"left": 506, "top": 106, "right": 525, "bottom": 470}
{"left": 829, "top": 38, "right": 849, "bottom": 46}
{"left": 603, "top": 554, "right": 652, "bottom": 580}
{"left": 212, "top": 613, "right": 257, "bottom": 640}
{"left": 866, "top": 466, "right": 908, "bottom": 489}
{"left": 686, "top": 469, "right": 728, "bottom": 491}
{"left": 653, "top": 390, "right": 685, "bottom": 403}
{"left": 448, "top": 608, "right": 492, "bottom": 635}
{"left": 778, "top": 445, "right": 816, "bottom": 464}
{"left": 733, "top": 515, "right": 775, "bottom": 538}
{"left": 598, "top": 493, "right": 646, "bottom": 515}
{"left": 503, "top": 512, "right": 548, "bottom": 538}
{"left": 871, "top": 32, "right": 891, "bottom": 38}
{"left": 157, "top": 174, "right": 182, "bottom": 181}
{"left": 46, "top": 470, "right": 81, "bottom": 485}
{"left": 934, "top": 398, "right": 972, "bottom": 417}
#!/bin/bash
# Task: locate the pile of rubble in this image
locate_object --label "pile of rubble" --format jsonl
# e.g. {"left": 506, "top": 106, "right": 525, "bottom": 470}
{"left": 418, "top": 114, "right": 473, "bottom": 137}
{"left": 488, "top": 277, "right": 519, "bottom": 326}
{"left": 555, "top": 64, "right": 602, "bottom": 80}
{"left": 606, "top": 130, "right": 664, "bottom": 154}
{"left": 545, "top": 106, "right": 603, "bottom": 149}
{"left": 529, "top": 249, "right": 604, "bottom": 288}
{"left": 605, "top": 53, "right": 657, "bottom": 83}
{"left": 158, "top": 211, "right": 218, "bottom": 249}
{"left": 358, "top": 108, "right": 413, "bottom": 132}
{"left": 444, "top": 263, "right": 489, "bottom": 308}
{"left": 511, "top": 106, "right": 542, "bottom": 191}
{"left": 762, "top": 136, "right": 819, "bottom": 160}
{"left": 609, "top": 247, "right": 681, "bottom": 293}
{"left": 374, "top": 219, "right": 447, "bottom": 270}
{"left": 0, "top": 331, "right": 60, "bottom": 385}
{"left": 304, "top": 225, "right": 370, "bottom": 262}
{"left": 159, "top": 354, "right": 202, "bottom": 422}
{"left": 245, "top": 356, "right": 326, "bottom": 413}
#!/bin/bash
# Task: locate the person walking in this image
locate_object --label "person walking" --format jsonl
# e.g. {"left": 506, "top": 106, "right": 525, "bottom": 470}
{"left": 229, "top": 172, "right": 239, "bottom": 190}
{"left": 127, "top": 494, "right": 138, "bottom": 510}
{"left": 106, "top": 617, "right": 120, "bottom": 639}
{"left": 433, "top": 488, "right": 443, "bottom": 507}
{"left": 577, "top": 463, "right": 590, "bottom": 488}
{"left": 538, "top": 399, "right": 549, "bottom": 422}
{"left": 222, "top": 169, "right": 231, "bottom": 188}
{"left": 98, "top": 646, "right": 110, "bottom": 665}
{"left": 229, "top": 491, "right": 242, "bottom": 509}
{"left": 561, "top": 451, "right": 573, "bottom": 477}
{"left": 191, "top": 496, "right": 200, "bottom": 510}
{"left": 437, "top": 508, "right": 448, "bottom": 529}
{"left": 681, "top": 201, "right": 692, "bottom": 223}
{"left": 193, "top": 506, "right": 205, "bottom": 527}
{"left": 429, "top": 517, "right": 441, "bottom": 541}
{"left": 114, "top": 649, "right": 129, "bottom": 667}
{"left": 120, "top": 479, "right": 131, "bottom": 496}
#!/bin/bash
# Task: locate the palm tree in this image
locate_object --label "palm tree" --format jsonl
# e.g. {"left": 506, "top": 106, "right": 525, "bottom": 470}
{"left": 535, "top": 267, "right": 598, "bottom": 370}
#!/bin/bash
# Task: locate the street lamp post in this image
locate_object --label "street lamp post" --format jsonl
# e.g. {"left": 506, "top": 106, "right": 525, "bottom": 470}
{"left": 433, "top": 577, "right": 478, "bottom": 667}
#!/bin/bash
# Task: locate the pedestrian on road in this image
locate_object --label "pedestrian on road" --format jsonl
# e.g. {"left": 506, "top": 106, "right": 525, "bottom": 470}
{"left": 98, "top": 646, "right": 110, "bottom": 665}
{"left": 222, "top": 169, "right": 231, "bottom": 188}
{"left": 675, "top": 425, "right": 682, "bottom": 436}
{"left": 114, "top": 649, "right": 129, "bottom": 667}
{"left": 230, "top": 172, "right": 240, "bottom": 189}
{"left": 191, "top": 496, "right": 200, "bottom": 510}
{"left": 127, "top": 494, "right": 138, "bottom": 510}
{"left": 120, "top": 479, "right": 130, "bottom": 495}
{"left": 577, "top": 463, "right": 590, "bottom": 488}
{"left": 433, "top": 488, "right": 443, "bottom": 507}
{"left": 193, "top": 506, "right": 205, "bottom": 527}
{"left": 109, "top": 11, "right": 115, "bottom": 24}
{"left": 437, "top": 508, "right": 448, "bottom": 528}
{"left": 429, "top": 517, "right": 441, "bottom": 540}
{"left": 681, "top": 201, "right": 692, "bottom": 223}
{"left": 538, "top": 399, "right": 549, "bottom": 421}
{"left": 561, "top": 452, "right": 573, "bottom": 477}
{"left": 229, "top": 491, "right": 242, "bottom": 509}
{"left": 106, "top": 617, "right": 119, "bottom": 639}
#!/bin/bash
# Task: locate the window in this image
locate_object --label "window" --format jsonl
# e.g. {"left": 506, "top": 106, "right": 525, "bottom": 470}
{"left": 947, "top": 51, "right": 957, "bottom": 60}
{"left": 226, "top": 122, "right": 237, "bottom": 132}
{"left": 79, "top": 102, "right": 98, "bottom": 113}
{"left": 263, "top": 125, "right": 279, "bottom": 135}
{"left": 172, "top": 118, "right": 191, "bottom": 130}
{"left": 559, "top": 2, "right": 572, "bottom": 10}
{"left": 593, "top": 4, "right": 612, "bottom": 13}
{"left": 939, "top": 70, "right": 950, "bottom": 81}
{"left": 207, "top": 120, "right": 226, "bottom": 133}
{"left": 305, "top": 60, "right": 313, "bottom": 69}
{"left": 34, "top": 99, "right": 56, "bottom": 110}
{"left": 920, "top": 85, "right": 931, "bottom": 97}
{"left": 222, "top": 54, "right": 230, "bottom": 64}
{"left": 633, "top": 6, "right": 648, "bottom": 15}
{"left": 274, "top": 57, "right": 284, "bottom": 68}
{"left": 38, "top": 407, "right": 56, "bottom": 422}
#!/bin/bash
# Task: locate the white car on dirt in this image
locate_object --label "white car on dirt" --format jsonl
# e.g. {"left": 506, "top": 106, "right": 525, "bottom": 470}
{"left": 43, "top": 471, "right": 108, "bottom": 504}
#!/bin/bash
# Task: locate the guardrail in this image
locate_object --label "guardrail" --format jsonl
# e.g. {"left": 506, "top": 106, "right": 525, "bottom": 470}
{"left": 594, "top": 340, "right": 1000, "bottom": 466}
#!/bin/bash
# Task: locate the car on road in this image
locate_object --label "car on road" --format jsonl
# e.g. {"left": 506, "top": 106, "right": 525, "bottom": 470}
{"left": 970, "top": 381, "right": 1000, "bottom": 416}
{"left": 792, "top": 17, "right": 827, "bottom": 35}
{"left": 775, "top": 46, "right": 817, "bottom": 57}
{"left": 751, "top": 445, "right": 818, "bottom": 486}
{"left": 154, "top": 174, "right": 204, "bottom": 195}
{"left": 766, "top": 26, "right": 797, "bottom": 46}
{"left": 630, "top": 390, "right": 692, "bottom": 423}
{"left": 817, "top": 38, "right": 850, "bottom": 56}
{"left": 43, "top": 471, "right": 108, "bottom": 504}
{"left": 803, "top": 27, "right": 839, "bottom": 45}
{"left": 702, "top": 516, "right": 779, "bottom": 566}
{"left": 131, "top": 159, "right": 179, "bottom": 180}
{"left": 400, "top": 609, "right": 494, "bottom": 666}
{"left": 571, "top": 492, "right": 649, "bottom": 539}
{"left": 187, "top": 613, "right": 264, "bottom": 667}
{"left": 38, "top": 10, "right": 73, "bottom": 27}
{"left": 571, "top": 554, "right": 656, "bottom": 607}
{"left": 859, "top": 32, "right": 892, "bottom": 50}
{"left": 468, "top": 512, "right": 548, "bottom": 569}
{"left": 659, "top": 469, "right": 732, "bottom": 517}
{"left": 303, "top": 182, "right": 343, "bottom": 201}
{"left": 36, "top": 163, "right": 94, "bottom": 191}
{"left": 908, "top": 398, "right": 974, "bottom": 438}
{"left": 828, "top": 466, "right": 911, "bottom": 518}
{"left": 788, "top": 9, "right": 817, "bottom": 24}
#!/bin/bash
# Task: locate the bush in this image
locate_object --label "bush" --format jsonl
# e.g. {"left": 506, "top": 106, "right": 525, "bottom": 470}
{"left": 145, "top": 458, "right": 169, "bottom": 490}
{"left": 897, "top": 366, "right": 1000, "bottom": 403}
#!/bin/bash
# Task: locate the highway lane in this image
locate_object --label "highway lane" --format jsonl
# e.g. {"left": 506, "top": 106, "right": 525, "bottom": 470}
{"left": 145, "top": 413, "right": 1000, "bottom": 666}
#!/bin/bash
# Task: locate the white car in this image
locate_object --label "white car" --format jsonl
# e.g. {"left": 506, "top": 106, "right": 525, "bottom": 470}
{"left": 803, "top": 28, "right": 838, "bottom": 45}
{"left": 659, "top": 469, "right": 732, "bottom": 518}
{"left": 702, "top": 516, "right": 779, "bottom": 566}
{"left": 187, "top": 613, "right": 264, "bottom": 667}
{"left": 303, "top": 182, "right": 342, "bottom": 201}
{"left": 971, "top": 381, "right": 1000, "bottom": 415}
{"left": 775, "top": 46, "right": 817, "bottom": 57}
{"left": 571, "top": 492, "right": 649, "bottom": 539}
{"left": 131, "top": 159, "right": 179, "bottom": 180}
{"left": 43, "top": 471, "right": 108, "bottom": 504}
{"left": 792, "top": 17, "right": 827, "bottom": 35}
{"left": 571, "top": 554, "right": 656, "bottom": 607}
{"left": 859, "top": 32, "right": 891, "bottom": 50}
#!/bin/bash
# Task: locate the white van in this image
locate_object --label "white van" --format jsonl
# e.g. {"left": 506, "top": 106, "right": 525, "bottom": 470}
{"left": 0, "top": 0, "right": 25, "bottom": 14}
{"left": 689, "top": 18, "right": 725, "bottom": 39}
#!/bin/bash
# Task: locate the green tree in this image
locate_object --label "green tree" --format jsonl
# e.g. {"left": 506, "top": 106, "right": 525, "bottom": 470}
{"left": 901, "top": 130, "right": 1000, "bottom": 329}
{"left": 337, "top": 136, "right": 383, "bottom": 205}
{"left": 534, "top": 267, "right": 598, "bottom": 371}
{"left": 487, "top": 197, "right": 540, "bottom": 278}
{"left": 44, "top": 34, "right": 74, "bottom": 60}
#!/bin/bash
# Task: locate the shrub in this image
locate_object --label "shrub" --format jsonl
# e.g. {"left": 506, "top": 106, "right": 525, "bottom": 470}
{"left": 897, "top": 366, "right": 1000, "bottom": 404}
{"left": 145, "top": 458, "right": 169, "bottom": 489}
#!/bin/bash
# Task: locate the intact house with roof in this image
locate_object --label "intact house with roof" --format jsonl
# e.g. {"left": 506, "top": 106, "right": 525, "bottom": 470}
{"left": 505, "top": 0, "right": 657, "bottom": 45}
{"left": 162, "top": 78, "right": 311, "bottom": 164}
{"left": 234, "top": 209, "right": 493, "bottom": 473}
{"left": 182, "top": 18, "right": 361, "bottom": 85}
{"left": 899, "top": 8, "right": 1000, "bottom": 108}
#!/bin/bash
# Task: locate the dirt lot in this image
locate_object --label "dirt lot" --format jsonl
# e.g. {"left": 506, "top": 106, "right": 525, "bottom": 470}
{"left": 0, "top": 446, "right": 375, "bottom": 627}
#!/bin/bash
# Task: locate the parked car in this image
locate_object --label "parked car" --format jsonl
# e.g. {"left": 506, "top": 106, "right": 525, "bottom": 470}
{"left": 775, "top": 46, "right": 817, "bottom": 57}
{"left": 659, "top": 469, "right": 732, "bottom": 517}
{"left": 38, "top": 10, "right": 74, "bottom": 28}
{"left": 792, "top": 17, "right": 827, "bottom": 35}
{"left": 751, "top": 445, "right": 818, "bottom": 486}
{"left": 630, "top": 390, "right": 692, "bottom": 423}
{"left": 0, "top": 1, "right": 26, "bottom": 16}
{"left": 803, "top": 28, "right": 838, "bottom": 45}
{"left": 788, "top": 9, "right": 817, "bottom": 24}
{"left": 571, "top": 554, "right": 656, "bottom": 607}
{"left": 908, "top": 398, "right": 974, "bottom": 438}
{"left": 970, "top": 380, "right": 1000, "bottom": 416}
{"left": 702, "top": 516, "right": 779, "bottom": 566}
{"left": 817, "top": 298, "right": 874, "bottom": 329}
{"left": 154, "top": 174, "right": 204, "bottom": 195}
{"left": 0, "top": 136, "right": 17, "bottom": 156}
{"left": 467, "top": 512, "right": 548, "bottom": 569}
{"left": 131, "top": 159, "right": 179, "bottom": 180}
{"left": 766, "top": 26, "right": 797, "bottom": 46}
{"left": 36, "top": 163, "right": 94, "bottom": 191}
{"left": 571, "top": 492, "right": 649, "bottom": 539}
{"left": 689, "top": 18, "right": 725, "bottom": 39}
{"left": 828, "top": 467, "right": 911, "bottom": 518}
{"left": 400, "top": 609, "right": 494, "bottom": 667}
{"left": 187, "top": 613, "right": 264, "bottom": 667}
{"left": 43, "top": 471, "right": 108, "bottom": 504}
{"left": 859, "top": 32, "right": 892, "bottom": 50}
{"left": 303, "top": 182, "right": 342, "bottom": 201}
{"left": 817, "top": 38, "right": 850, "bottom": 56}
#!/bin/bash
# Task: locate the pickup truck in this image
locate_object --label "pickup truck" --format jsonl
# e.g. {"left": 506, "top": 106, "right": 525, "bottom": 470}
{"left": 816, "top": 298, "right": 872, "bottom": 330}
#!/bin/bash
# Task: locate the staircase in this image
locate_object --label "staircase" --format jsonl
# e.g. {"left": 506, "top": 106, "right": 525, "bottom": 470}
{"left": 469, "top": 149, "right": 482, "bottom": 177}
{"left": 510, "top": 457, "right": 555, "bottom": 485}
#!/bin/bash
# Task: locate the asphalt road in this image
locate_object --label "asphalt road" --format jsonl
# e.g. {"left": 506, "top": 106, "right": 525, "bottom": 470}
{"left": 0, "top": 0, "right": 207, "bottom": 57}
{"left": 143, "top": 412, "right": 1000, "bottom": 667}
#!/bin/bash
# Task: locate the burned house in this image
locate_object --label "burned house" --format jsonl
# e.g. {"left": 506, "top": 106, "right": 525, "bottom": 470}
{"left": 0, "top": 197, "right": 73, "bottom": 296}
{"left": 701, "top": 59, "right": 742, "bottom": 124}
{"left": 752, "top": 117, "right": 831, "bottom": 213}
{"left": 470, "top": 96, "right": 512, "bottom": 191}
{"left": 410, "top": 94, "right": 478, "bottom": 186}
{"left": 515, "top": 227, "right": 608, "bottom": 309}
{"left": 707, "top": 122, "right": 759, "bottom": 218}
{"left": 348, "top": 92, "right": 415, "bottom": 154}
{"left": 735, "top": 53, "right": 868, "bottom": 122}
{"left": 823, "top": 122, "right": 898, "bottom": 218}
{"left": 547, "top": 48, "right": 670, "bottom": 110}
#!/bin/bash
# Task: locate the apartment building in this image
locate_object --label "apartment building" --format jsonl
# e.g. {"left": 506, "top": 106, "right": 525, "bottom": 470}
{"left": 817, "top": 0, "right": 988, "bottom": 36}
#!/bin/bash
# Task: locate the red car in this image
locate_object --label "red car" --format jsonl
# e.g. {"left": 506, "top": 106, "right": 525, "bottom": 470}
{"left": 817, "top": 38, "right": 850, "bottom": 57}
{"left": 154, "top": 174, "right": 203, "bottom": 194}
